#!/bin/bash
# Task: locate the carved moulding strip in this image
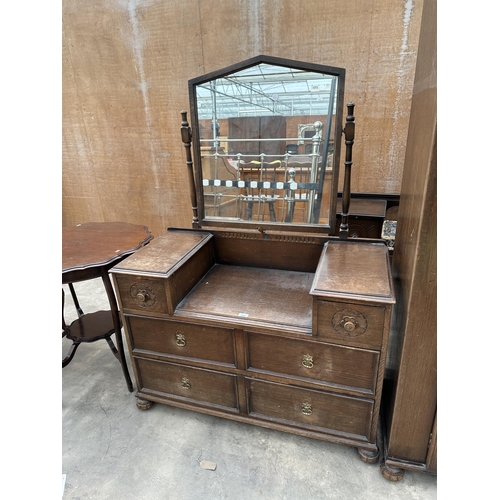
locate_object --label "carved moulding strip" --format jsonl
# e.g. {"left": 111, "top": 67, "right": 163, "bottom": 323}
{"left": 273, "top": 234, "right": 318, "bottom": 244}
{"left": 217, "top": 231, "right": 320, "bottom": 244}
{"left": 218, "top": 232, "right": 259, "bottom": 240}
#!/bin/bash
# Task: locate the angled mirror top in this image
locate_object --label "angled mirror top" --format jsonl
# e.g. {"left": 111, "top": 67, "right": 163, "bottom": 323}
{"left": 188, "top": 56, "right": 345, "bottom": 233}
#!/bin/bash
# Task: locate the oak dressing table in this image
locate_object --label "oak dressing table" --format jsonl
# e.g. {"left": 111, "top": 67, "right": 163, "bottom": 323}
{"left": 111, "top": 56, "right": 395, "bottom": 461}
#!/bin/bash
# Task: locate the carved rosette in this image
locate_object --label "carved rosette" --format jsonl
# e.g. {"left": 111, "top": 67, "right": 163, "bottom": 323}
{"left": 130, "top": 282, "right": 157, "bottom": 308}
{"left": 332, "top": 309, "right": 367, "bottom": 337}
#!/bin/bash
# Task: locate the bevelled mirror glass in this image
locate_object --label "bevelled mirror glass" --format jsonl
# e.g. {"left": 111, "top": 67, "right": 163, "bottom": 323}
{"left": 188, "top": 56, "right": 345, "bottom": 233}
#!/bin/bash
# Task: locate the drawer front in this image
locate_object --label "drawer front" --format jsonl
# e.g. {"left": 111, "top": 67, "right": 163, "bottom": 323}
{"left": 115, "top": 274, "right": 170, "bottom": 314}
{"left": 249, "top": 379, "right": 373, "bottom": 439}
{"left": 247, "top": 333, "right": 378, "bottom": 393}
{"left": 127, "top": 316, "right": 235, "bottom": 366}
{"left": 136, "top": 358, "right": 238, "bottom": 410}
{"left": 316, "top": 300, "right": 385, "bottom": 349}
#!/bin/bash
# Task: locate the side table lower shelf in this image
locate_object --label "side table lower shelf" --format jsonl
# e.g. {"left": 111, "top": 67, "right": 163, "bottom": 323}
{"left": 62, "top": 310, "right": 123, "bottom": 368}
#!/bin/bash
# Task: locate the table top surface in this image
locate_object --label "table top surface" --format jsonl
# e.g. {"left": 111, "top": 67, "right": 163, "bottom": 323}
{"left": 62, "top": 221, "right": 153, "bottom": 274}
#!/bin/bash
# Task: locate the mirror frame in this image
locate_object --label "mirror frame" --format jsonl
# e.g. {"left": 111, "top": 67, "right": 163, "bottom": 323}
{"left": 187, "top": 55, "right": 345, "bottom": 235}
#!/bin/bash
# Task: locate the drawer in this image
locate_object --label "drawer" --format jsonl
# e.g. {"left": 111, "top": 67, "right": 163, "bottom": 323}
{"left": 249, "top": 379, "right": 373, "bottom": 440}
{"left": 315, "top": 300, "right": 386, "bottom": 349}
{"left": 136, "top": 358, "right": 238, "bottom": 410}
{"left": 127, "top": 316, "right": 236, "bottom": 366}
{"left": 247, "top": 333, "right": 378, "bottom": 394}
{"left": 114, "top": 275, "right": 170, "bottom": 314}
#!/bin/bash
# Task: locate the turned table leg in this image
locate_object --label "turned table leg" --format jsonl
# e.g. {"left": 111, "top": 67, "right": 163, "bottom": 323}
{"left": 102, "top": 271, "right": 134, "bottom": 392}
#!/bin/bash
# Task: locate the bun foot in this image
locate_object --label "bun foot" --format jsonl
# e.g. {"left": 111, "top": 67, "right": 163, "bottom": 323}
{"left": 380, "top": 461, "right": 405, "bottom": 481}
{"left": 357, "top": 447, "right": 380, "bottom": 464}
{"left": 136, "top": 397, "right": 154, "bottom": 410}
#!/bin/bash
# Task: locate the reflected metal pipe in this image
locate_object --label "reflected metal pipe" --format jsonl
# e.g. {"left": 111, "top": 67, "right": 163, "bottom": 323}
{"left": 306, "top": 121, "right": 322, "bottom": 223}
{"left": 285, "top": 167, "right": 297, "bottom": 223}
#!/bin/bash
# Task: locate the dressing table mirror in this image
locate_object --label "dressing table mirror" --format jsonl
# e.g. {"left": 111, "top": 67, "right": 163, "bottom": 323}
{"left": 111, "top": 55, "right": 395, "bottom": 463}
{"left": 188, "top": 56, "right": 344, "bottom": 231}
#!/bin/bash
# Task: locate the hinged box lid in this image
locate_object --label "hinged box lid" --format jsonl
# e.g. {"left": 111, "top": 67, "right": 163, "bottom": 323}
{"left": 311, "top": 240, "right": 395, "bottom": 304}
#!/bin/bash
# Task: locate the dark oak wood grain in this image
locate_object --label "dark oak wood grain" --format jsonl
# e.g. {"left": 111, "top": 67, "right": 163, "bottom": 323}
{"left": 111, "top": 235, "right": 394, "bottom": 455}
{"left": 335, "top": 198, "right": 386, "bottom": 217}
{"left": 311, "top": 240, "right": 394, "bottom": 302}
{"left": 136, "top": 357, "right": 239, "bottom": 411}
{"left": 249, "top": 379, "right": 373, "bottom": 440}
{"left": 210, "top": 228, "right": 328, "bottom": 272}
{"left": 62, "top": 221, "right": 153, "bottom": 274}
{"left": 113, "top": 229, "right": 215, "bottom": 315}
{"left": 247, "top": 333, "right": 379, "bottom": 394}
{"left": 108, "top": 57, "right": 395, "bottom": 460}
{"left": 111, "top": 229, "right": 211, "bottom": 276}
{"left": 177, "top": 265, "right": 314, "bottom": 331}
{"left": 381, "top": 0, "right": 436, "bottom": 480}
{"left": 315, "top": 300, "right": 386, "bottom": 349}
{"left": 127, "top": 316, "right": 236, "bottom": 367}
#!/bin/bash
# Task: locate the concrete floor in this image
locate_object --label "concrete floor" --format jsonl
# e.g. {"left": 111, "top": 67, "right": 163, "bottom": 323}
{"left": 62, "top": 278, "right": 437, "bottom": 500}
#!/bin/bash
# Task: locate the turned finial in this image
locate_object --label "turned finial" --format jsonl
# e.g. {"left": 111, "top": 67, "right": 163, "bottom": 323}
{"left": 339, "top": 103, "right": 355, "bottom": 239}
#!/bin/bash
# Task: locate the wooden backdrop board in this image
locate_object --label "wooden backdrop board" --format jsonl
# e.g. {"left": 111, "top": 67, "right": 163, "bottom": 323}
{"left": 63, "top": 0, "right": 424, "bottom": 237}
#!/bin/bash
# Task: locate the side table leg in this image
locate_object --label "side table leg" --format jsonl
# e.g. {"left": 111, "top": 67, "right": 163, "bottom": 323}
{"left": 62, "top": 342, "right": 80, "bottom": 368}
{"left": 102, "top": 272, "right": 134, "bottom": 392}
{"left": 68, "top": 283, "right": 84, "bottom": 317}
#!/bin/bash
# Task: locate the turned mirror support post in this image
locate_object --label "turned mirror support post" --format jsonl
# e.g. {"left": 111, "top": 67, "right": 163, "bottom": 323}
{"left": 339, "top": 103, "right": 355, "bottom": 239}
{"left": 180, "top": 111, "right": 200, "bottom": 228}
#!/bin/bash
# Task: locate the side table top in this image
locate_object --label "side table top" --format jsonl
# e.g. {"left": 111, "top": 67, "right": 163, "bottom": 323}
{"left": 62, "top": 221, "right": 153, "bottom": 274}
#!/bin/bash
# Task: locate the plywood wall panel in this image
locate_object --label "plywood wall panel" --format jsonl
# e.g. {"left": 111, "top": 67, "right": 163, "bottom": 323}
{"left": 63, "top": 0, "right": 424, "bottom": 236}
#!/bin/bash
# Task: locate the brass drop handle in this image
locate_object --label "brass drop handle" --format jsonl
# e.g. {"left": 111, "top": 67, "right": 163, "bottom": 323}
{"left": 181, "top": 377, "right": 191, "bottom": 390}
{"left": 302, "top": 354, "right": 314, "bottom": 369}
{"left": 301, "top": 402, "right": 312, "bottom": 415}
{"left": 175, "top": 333, "right": 186, "bottom": 347}
{"left": 136, "top": 291, "right": 149, "bottom": 302}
